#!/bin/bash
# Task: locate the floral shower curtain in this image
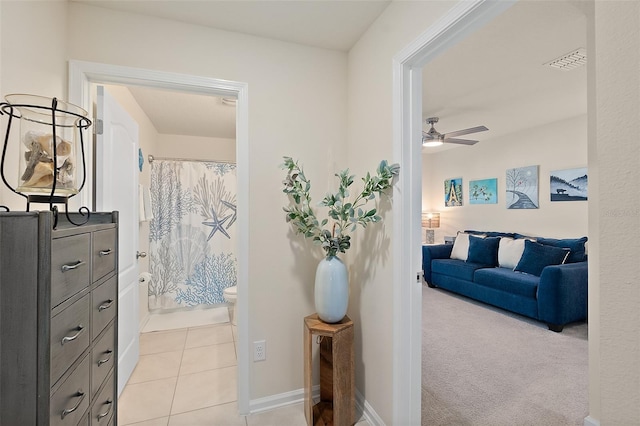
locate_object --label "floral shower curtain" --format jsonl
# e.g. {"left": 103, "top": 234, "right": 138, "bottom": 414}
{"left": 149, "top": 159, "right": 237, "bottom": 311}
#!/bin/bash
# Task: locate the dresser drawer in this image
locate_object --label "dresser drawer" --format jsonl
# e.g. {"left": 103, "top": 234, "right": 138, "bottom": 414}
{"left": 91, "top": 372, "right": 115, "bottom": 426}
{"left": 52, "top": 233, "right": 91, "bottom": 307}
{"left": 50, "top": 354, "right": 91, "bottom": 426}
{"left": 91, "top": 324, "right": 115, "bottom": 399}
{"left": 51, "top": 294, "right": 91, "bottom": 385}
{"left": 92, "top": 229, "right": 117, "bottom": 283}
{"left": 92, "top": 276, "right": 117, "bottom": 340}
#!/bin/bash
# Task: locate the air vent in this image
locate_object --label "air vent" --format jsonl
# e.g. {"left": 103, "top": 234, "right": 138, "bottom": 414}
{"left": 545, "top": 48, "right": 587, "bottom": 71}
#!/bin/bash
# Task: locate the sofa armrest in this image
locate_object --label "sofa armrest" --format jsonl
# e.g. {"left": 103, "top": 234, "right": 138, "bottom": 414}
{"left": 422, "top": 244, "right": 453, "bottom": 284}
{"left": 537, "top": 261, "right": 588, "bottom": 327}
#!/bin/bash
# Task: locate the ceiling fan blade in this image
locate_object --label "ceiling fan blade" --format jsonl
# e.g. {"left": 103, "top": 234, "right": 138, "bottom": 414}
{"left": 443, "top": 125, "right": 488, "bottom": 139}
{"left": 443, "top": 137, "right": 478, "bottom": 146}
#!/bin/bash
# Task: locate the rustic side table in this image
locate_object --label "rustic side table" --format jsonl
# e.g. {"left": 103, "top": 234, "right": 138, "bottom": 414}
{"left": 304, "top": 313, "right": 355, "bottom": 426}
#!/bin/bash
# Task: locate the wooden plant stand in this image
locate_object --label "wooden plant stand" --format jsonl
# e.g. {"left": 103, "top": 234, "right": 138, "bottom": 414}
{"left": 304, "top": 313, "right": 354, "bottom": 426}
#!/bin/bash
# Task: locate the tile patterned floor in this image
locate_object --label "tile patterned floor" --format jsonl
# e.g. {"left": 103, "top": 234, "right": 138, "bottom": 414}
{"left": 118, "top": 320, "right": 370, "bottom": 425}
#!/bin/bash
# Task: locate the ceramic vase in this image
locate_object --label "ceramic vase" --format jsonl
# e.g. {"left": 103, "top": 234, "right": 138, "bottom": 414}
{"left": 314, "top": 255, "right": 349, "bottom": 323}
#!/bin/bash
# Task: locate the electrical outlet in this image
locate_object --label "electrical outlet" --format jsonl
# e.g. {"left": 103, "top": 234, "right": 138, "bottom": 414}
{"left": 254, "top": 340, "right": 266, "bottom": 361}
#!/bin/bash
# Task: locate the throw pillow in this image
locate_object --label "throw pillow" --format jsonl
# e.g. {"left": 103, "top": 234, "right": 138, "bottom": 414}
{"left": 514, "top": 239, "right": 570, "bottom": 276}
{"left": 467, "top": 235, "right": 500, "bottom": 266}
{"left": 537, "top": 236, "right": 588, "bottom": 263}
{"left": 498, "top": 237, "right": 529, "bottom": 269}
{"left": 450, "top": 232, "right": 476, "bottom": 261}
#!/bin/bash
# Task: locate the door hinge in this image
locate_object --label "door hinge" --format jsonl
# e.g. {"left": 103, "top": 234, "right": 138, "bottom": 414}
{"left": 417, "top": 271, "right": 423, "bottom": 282}
{"left": 94, "top": 119, "right": 103, "bottom": 135}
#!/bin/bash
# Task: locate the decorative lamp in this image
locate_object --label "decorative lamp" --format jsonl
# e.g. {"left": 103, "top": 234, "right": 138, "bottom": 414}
{"left": 0, "top": 94, "right": 92, "bottom": 226}
{"left": 421, "top": 211, "right": 440, "bottom": 244}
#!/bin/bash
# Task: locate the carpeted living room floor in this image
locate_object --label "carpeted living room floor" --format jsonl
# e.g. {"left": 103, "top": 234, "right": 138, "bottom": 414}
{"left": 422, "top": 285, "right": 588, "bottom": 426}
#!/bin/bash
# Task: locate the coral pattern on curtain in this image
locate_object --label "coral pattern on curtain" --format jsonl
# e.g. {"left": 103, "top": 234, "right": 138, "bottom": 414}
{"left": 149, "top": 159, "right": 237, "bottom": 311}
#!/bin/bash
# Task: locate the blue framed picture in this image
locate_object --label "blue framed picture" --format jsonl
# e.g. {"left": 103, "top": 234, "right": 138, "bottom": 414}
{"left": 469, "top": 178, "right": 498, "bottom": 204}
{"left": 444, "top": 178, "right": 463, "bottom": 207}
{"left": 550, "top": 167, "right": 587, "bottom": 201}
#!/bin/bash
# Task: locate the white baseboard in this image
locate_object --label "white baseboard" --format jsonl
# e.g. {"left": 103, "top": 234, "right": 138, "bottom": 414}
{"left": 584, "top": 416, "right": 600, "bottom": 426}
{"left": 355, "top": 389, "right": 385, "bottom": 426}
{"left": 249, "top": 387, "right": 384, "bottom": 425}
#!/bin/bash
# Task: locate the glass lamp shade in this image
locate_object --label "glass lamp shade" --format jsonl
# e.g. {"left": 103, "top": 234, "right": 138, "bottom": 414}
{"left": 5, "top": 94, "right": 88, "bottom": 197}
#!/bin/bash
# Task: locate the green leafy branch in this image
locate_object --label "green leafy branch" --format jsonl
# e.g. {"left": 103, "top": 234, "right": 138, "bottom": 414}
{"left": 281, "top": 156, "right": 399, "bottom": 258}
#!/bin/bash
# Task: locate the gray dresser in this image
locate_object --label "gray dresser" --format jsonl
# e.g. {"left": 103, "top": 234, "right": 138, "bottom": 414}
{"left": 0, "top": 211, "right": 118, "bottom": 425}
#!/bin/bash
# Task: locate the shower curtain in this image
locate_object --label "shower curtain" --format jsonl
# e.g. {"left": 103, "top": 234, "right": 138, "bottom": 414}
{"left": 149, "top": 159, "right": 237, "bottom": 311}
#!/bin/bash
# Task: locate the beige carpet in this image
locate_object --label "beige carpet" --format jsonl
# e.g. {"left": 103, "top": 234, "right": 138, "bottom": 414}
{"left": 422, "top": 286, "right": 588, "bottom": 426}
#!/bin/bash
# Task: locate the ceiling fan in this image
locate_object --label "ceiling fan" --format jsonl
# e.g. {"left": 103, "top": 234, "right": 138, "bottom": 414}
{"left": 422, "top": 117, "right": 488, "bottom": 147}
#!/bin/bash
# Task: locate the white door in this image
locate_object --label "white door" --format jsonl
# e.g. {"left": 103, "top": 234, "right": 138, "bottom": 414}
{"left": 95, "top": 86, "right": 140, "bottom": 396}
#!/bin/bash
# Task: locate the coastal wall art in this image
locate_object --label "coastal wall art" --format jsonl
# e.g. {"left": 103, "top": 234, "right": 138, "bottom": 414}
{"left": 469, "top": 178, "right": 498, "bottom": 204}
{"left": 444, "top": 178, "right": 463, "bottom": 207}
{"left": 550, "top": 167, "right": 588, "bottom": 201}
{"left": 506, "top": 165, "right": 539, "bottom": 209}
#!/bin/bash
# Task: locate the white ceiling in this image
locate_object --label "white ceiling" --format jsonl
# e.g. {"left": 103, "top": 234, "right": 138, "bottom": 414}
{"left": 421, "top": 1, "right": 587, "bottom": 152}
{"left": 74, "top": 1, "right": 587, "bottom": 144}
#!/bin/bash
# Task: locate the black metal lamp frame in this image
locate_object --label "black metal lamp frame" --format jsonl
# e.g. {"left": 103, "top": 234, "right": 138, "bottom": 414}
{"left": 0, "top": 97, "right": 92, "bottom": 227}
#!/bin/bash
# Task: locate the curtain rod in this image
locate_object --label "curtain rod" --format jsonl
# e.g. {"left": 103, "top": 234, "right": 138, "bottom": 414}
{"left": 148, "top": 154, "right": 236, "bottom": 165}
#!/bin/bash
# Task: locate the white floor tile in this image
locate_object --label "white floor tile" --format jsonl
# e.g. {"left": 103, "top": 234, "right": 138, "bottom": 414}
{"left": 118, "top": 377, "right": 177, "bottom": 425}
{"left": 180, "top": 342, "right": 237, "bottom": 375}
{"left": 129, "top": 350, "right": 182, "bottom": 384}
{"left": 168, "top": 402, "right": 247, "bottom": 426}
{"left": 171, "top": 366, "right": 237, "bottom": 414}
{"left": 140, "top": 329, "right": 187, "bottom": 355}
{"left": 185, "top": 324, "right": 234, "bottom": 348}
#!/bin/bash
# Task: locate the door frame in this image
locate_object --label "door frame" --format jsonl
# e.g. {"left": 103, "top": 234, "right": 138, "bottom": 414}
{"left": 68, "top": 60, "right": 251, "bottom": 414}
{"left": 391, "top": 1, "right": 515, "bottom": 423}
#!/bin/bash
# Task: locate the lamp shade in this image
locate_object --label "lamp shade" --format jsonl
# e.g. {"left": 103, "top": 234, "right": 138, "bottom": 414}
{"left": 421, "top": 212, "right": 440, "bottom": 228}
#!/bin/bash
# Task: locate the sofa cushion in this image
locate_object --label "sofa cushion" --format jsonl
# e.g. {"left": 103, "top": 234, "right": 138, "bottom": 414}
{"left": 515, "top": 240, "right": 570, "bottom": 276}
{"left": 467, "top": 235, "right": 500, "bottom": 266}
{"left": 537, "top": 236, "right": 588, "bottom": 263}
{"left": 450, "top": 232, "right": 478, "bottom": 261}
{"left": 474, "top": 267, "right": 540, "bottom": 299}
{"left": 432, "top": 258, "right": 487, "bottom": 282}
{"left": 498, "top": 237, "right": 527, "bottom": 269}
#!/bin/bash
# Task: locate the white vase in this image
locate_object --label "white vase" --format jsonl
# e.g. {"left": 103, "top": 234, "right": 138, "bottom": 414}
{"left": 314, "top": 256, "right": 349, "bottom": 323}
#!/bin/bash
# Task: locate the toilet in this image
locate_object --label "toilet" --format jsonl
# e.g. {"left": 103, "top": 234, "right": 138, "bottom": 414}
{"left": 223, "top": 285, "right": 237, "bottom": 325}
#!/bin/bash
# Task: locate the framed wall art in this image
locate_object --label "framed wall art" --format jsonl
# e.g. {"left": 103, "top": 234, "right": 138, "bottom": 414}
{"left": 506, "top": 165, "right": 538, "bottom": 209}
{"left": 469, "top": 178, "right": 498, "bottom": 204}
{"left": 444, "top": 178, "right": 463, "bottom": 207}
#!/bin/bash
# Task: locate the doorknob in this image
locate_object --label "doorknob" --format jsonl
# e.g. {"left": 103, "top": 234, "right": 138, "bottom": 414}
{"left": 136, "top": 251, "right": 147, "bottom": 259}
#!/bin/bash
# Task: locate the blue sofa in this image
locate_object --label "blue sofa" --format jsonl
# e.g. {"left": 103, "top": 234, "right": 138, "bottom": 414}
{"left": 422, "top": 231, "right": 588, "bottom": 332}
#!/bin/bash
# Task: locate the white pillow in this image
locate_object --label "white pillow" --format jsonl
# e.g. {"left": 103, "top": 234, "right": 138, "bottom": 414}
{"left": 498, "top": 237, "right": 528, "bottom": 269}
{"left": 450, "top": 232, "right": 484, "bottom": 261}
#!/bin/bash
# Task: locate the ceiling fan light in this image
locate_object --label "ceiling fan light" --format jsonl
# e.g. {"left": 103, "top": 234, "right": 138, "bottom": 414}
{"left": 423, "top": 139, "right": 443, "bottom": 147}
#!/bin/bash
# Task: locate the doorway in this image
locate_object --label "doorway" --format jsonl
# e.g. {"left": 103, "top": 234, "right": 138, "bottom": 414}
{"left": 393, "top": 0, "right": 589, "bottom": 424}
{"left": 68, "top": 60, "right": 251, "bottom": 414}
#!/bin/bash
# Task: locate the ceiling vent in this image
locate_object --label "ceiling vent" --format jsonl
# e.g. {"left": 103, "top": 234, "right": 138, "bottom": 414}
{"left": 545, "top": 48, "right": 587, "bottom": 71}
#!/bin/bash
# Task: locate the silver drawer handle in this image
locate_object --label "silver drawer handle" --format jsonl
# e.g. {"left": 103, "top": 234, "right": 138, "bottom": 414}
{"left": 61, "top": 260, "right": 85, "bottom": 272}
{"left": 96, "top": 399, "right": 113, "bottom": 421}
{"left": 61, "top": 389, "right": 85, "bottom": 419}
{"left": 97, "top": 349, "right": 113, "bottom": 367}
{"left": 98, "top": 299, "right": 114, "bottom": 312}
{"left": 99, "top": 249, "right": 113, "bottom": 256}
{"left": 61, "top": 325, "right": 84, "bottom": 345}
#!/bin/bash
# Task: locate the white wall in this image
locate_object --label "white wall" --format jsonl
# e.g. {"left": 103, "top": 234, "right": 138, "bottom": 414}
{"left": 590, "top": 1, "right": 640, "bottom": 423}
{"left": 0, "top": 1, "right": 68, "bottom": 210}
{"left": 346, "top": 1, "right": 457, "bottom": 422}
{"left": 155, "top": 134, "right": 235, "bottom": 163}
{"left": 423, "top": 114, "right": 588, "bottom": 241}
{"left": 64, "top": 2, "right": 348, "bottom": 401}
